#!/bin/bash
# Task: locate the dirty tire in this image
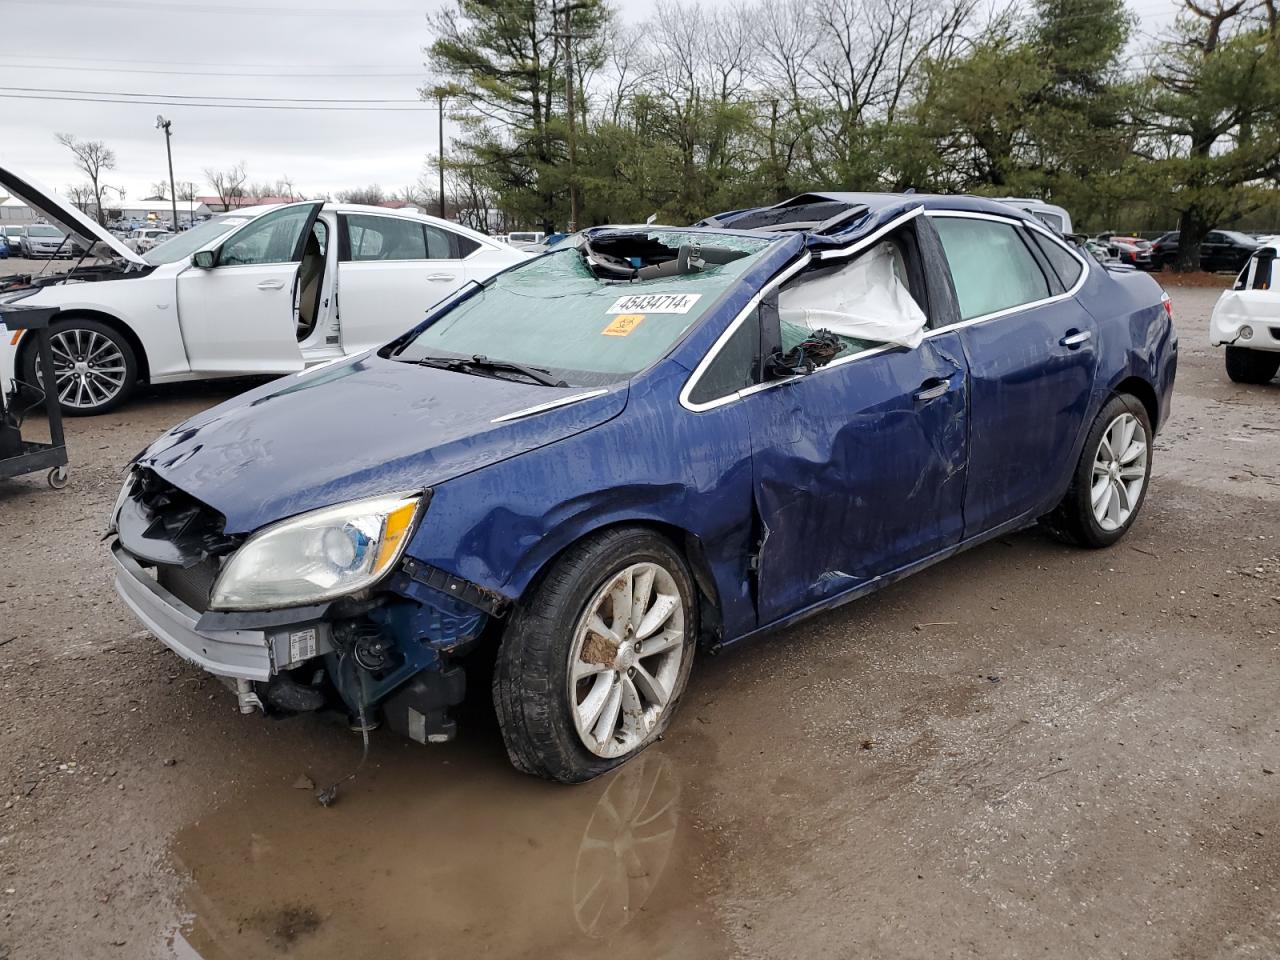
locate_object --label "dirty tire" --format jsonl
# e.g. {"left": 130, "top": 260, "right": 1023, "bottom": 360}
{"left": 493, "top": 527, "right": 697, "bottom": 783}
{"left": 1043, "top": 393, "right": 1153, "bottom": 549}
{"left": 1224, "top": 346, "right": 1280, "bottom": 385}
{"left": 21, "top": 317, "right": 137, "bottom": 416}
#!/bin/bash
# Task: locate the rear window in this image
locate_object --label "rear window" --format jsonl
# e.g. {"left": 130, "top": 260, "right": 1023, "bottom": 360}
{"left": 1029, "top": 231, "right": 1084, "bottom": 288}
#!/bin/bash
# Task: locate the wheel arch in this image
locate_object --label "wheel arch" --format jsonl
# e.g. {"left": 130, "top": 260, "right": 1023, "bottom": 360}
{"left": 16, "top": 308, "right": 150, "bottom": 385}
{"left": 1112, "top": 375, "right": 1159, "bottom": 431}
{"left": 508, "top": 517, "right": 726, "bottom": 648}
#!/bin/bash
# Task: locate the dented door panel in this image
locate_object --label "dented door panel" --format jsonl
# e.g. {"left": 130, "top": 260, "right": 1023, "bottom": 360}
{"left": 957, "top": 297, "right": 1099, "bottom": 535}
{"left": 746, "top": 331, "right": 969, "bottom": 625}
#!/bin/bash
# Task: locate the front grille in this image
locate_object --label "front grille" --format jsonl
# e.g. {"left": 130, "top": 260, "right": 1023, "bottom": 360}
{"left": 156, "top": 557, "right": 221, "bottom": 613}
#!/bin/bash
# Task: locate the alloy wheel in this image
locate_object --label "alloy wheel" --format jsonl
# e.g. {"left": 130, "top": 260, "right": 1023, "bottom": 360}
{"left": 1091, "top": 412, "right": 1148, "bottom": 532}
{"left": 42, "top": 328, "right": 128, "bottom": 410}
{"left": 568, "top": 561, "right": 686, "bottom": 759}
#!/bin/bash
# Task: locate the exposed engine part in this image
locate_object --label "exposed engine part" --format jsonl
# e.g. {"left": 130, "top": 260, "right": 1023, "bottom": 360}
{"left": 353, "top": 632, "right": 393, "bottom": 671}
{"left": 382, "top": 666, "right": 466, "bottom": 744}
{"left": 262, "top": 673, "right": 326, "bottom": 714}
{"left": 235, "top": 678, "right": 263, "bottom": 715}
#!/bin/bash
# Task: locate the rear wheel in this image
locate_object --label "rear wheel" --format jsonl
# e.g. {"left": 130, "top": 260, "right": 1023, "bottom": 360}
{"left": 21, "top": 318, "right": 137, "bottom": 415}
{"left": 1225, "top": 346, "right": 1280, "bottom": 385}
{"left": 493, "top": 527, "right": 697, "bottom": 783}
{"left": 1044, "top": 394, "right": 1153, "bottom": 548}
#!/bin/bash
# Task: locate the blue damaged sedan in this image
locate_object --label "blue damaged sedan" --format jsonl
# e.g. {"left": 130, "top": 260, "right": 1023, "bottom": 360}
{"left": 109, "top": 193, "right": 1177, "bottom": 783}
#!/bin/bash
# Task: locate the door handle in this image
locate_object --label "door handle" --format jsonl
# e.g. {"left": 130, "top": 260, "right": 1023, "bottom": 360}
{"left": 1059, "top": 329, "right": 1092, "bottom": 348}
{"left": 426, "top": 273, "right": 457, "bottom": 282}
{"left": 257, "top": 278, "right": 285, "bottom": 290}
{"left": 912, "top": 378, "right": 950, "bottom": 403}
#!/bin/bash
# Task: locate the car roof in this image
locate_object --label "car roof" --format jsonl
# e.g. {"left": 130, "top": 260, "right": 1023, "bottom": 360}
{"left": 690, "top": 191, "right": 1054, "bottom": 252}
{"left": 211, "top": 201, "right": 500, "bottom": 247}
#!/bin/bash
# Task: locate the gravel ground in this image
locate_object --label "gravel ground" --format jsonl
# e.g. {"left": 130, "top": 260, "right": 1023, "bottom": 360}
{"left": 1, "top": 283, "right": 1278, "bottom": 960}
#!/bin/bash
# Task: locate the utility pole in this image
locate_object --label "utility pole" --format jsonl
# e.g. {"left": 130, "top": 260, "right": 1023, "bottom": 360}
{"left": 552, "top": 0, "right": 585, "bottom": 232}
{"left": 437, "top": 92, "right": 446, "bottom": 220}
{"left": 155, "top": 116, "right": 179, "bottom": 230}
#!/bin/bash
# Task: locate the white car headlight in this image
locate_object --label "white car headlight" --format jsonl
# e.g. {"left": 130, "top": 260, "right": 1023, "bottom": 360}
{"left": 209, "top": 492, "right": 423, "bottom": 611}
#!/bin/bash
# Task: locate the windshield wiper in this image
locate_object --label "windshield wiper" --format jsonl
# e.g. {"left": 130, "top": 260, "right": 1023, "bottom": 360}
{"left": 414, "top": 354, "right": 567, "bottom": 388}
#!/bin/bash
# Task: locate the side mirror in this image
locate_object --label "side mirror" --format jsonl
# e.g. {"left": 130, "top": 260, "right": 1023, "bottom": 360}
{"left": 191, "top": 250, "right": 216, "bottom": 269}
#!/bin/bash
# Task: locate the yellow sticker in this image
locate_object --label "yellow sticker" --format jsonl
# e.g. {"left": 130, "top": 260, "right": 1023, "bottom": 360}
{"left": 603, "top": 314, "right": 645, "bottom": 337}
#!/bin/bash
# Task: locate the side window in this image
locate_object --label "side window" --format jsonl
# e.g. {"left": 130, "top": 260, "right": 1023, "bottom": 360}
{"left": 347, "top": 214, "right": 427, "bottom": 261}
{"left": 688, "top": 308, "right": 761, "bottom": 405}
{"left": 777, "top": 239, "right": 928, "bottom": 354}
{"left": 932, "top": 217, "right": 1052, "bottom": 321}
{"left": 1034, "top": 211, "right": 1064, "bottom": 233}
{"left": 1029, "top": 231, "right": 1084, "bottom": 289}
{"left": 454, "top": 233, "right": 481, "bottom": 258}
{"left": 423, "top": 224, "right": 454, "bottom": 259}
{"left": 1205, "top": 232, "right": 1226, "bottom": 244}
{"left": 219, "top": 205, "right": 314, "bottom": 266}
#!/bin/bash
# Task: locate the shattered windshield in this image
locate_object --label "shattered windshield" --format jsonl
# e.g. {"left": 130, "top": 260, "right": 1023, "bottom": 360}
{"left": 393, "top": 230, "right": 775, "bottom": 386}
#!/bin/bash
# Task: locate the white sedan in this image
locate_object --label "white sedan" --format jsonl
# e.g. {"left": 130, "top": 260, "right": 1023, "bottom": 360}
{"left": 0, "top": 165, "right": 527, "bottom": 414}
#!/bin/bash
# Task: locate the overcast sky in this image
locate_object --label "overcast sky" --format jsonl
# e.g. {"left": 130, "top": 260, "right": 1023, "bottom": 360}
{"left": 0, "top": 0, "right": 1185, "bottom": 204}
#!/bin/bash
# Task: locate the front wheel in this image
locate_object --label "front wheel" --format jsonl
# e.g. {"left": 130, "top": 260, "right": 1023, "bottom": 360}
{"left": 21, "top": 318, "right": 137, "bottom": 415}
{"left": 1225, "top": 346, "right": 1280, "bottom": 385}
{"left": 1043, "top": 394, "right": 1153, "bottom": 548}
{"left": 493, "top": 527, "right": 697, "bottom": 783}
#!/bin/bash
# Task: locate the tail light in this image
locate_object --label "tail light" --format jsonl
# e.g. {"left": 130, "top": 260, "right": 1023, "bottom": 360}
{"left": 1161, "top": 292, "right": 1173, "bottom": 321}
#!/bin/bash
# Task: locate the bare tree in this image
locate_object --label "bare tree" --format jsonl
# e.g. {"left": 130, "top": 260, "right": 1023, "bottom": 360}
{"left": 205, "top": 162, "right": 248, "bottom": 211}
{"left": 55, "top": 133, "right": 116, "bottom": 224}
{"left": 336, "top": 184, "right": 388, "bottom": 205}
{"left": 148, "top": 180, "right": 170, "bottom": 200}
{"left": 64, "top": 183, "right": 96, "bottom": 215}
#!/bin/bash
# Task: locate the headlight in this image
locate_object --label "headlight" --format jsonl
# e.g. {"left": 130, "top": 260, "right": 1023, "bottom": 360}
{"left": 209, "top": 492, "right": 423, "bottom": 611}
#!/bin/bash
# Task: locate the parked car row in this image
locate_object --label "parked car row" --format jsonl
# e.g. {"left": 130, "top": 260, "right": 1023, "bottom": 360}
{"left": 1085, "top": 229, "right": 1261, "bottom": 273}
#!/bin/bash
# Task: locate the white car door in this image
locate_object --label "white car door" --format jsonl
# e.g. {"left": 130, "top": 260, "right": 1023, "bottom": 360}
{"left": 176, "top": 202, "right": 322, "bottom": 374}
{"left": 336, "top": 213, "right": 475, "bottom": 352}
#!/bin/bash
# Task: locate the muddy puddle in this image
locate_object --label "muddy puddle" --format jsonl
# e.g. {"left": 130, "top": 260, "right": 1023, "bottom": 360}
{"left": 164, "top": 734, "right": 729, "bottom": 959}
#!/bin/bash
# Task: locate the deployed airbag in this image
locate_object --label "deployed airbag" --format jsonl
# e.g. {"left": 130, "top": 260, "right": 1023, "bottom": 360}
{"left": 779, "top": 243, "right": 927, "bottom": 349}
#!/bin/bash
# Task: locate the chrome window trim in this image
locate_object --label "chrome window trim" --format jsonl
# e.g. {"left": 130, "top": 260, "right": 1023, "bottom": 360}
{"left": 811, "top": 205, "right": 925, "bottom": 259}
{"left": 677, "top": 254, "right": 812, "bottom": 412}
{"left": 491, "top": 389, "right": 608, "bottom": 423}
{"left": 679, "top": 206, "right": 924, "bottom": 412}
{"left": 677, "top": 206, "right": 1091, "bottom": 414}
{"left": 923, "top": 210, "right": 1090, "bottom": 332}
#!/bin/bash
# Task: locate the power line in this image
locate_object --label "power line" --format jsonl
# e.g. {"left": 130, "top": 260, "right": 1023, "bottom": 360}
{"left": 3, "top": 62, "right": 426, "bottom": 79}
{"left": 4, "top": 53, "right": 424, "bottom": 69}
{"left": 0, "top": 93, "right": 437, "bottom": 112}
{"left": 7, "top": 86, "right": 428, "bottom": 104}
{"left": 0, "top": 0, "right": 426, "bottom": 16}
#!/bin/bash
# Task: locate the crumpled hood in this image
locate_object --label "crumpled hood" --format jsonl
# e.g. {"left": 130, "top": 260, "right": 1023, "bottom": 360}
{"left": 137, "top": 354, "right": 627, "bottom": 533}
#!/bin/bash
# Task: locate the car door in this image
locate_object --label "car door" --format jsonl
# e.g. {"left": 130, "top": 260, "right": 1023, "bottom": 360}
{"left": 930, "top": 212, "right": 1099, "bottom": 538}
{"left": 706, "top": 223, "right": 970, "bottom": 625}
{"left": 336, "top": 213, "right": 475, "bottom": 352}
{"left": 1201, "top": 231, "right": 1229, "bottom": 272}
{"left": 176, "top": 202, "right": 322, "bottom": 374}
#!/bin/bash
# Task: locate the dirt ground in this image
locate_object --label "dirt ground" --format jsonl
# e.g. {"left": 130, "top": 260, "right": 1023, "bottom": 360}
{"left": 1, "top": 284, "right": 1278, "bottom": 960}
